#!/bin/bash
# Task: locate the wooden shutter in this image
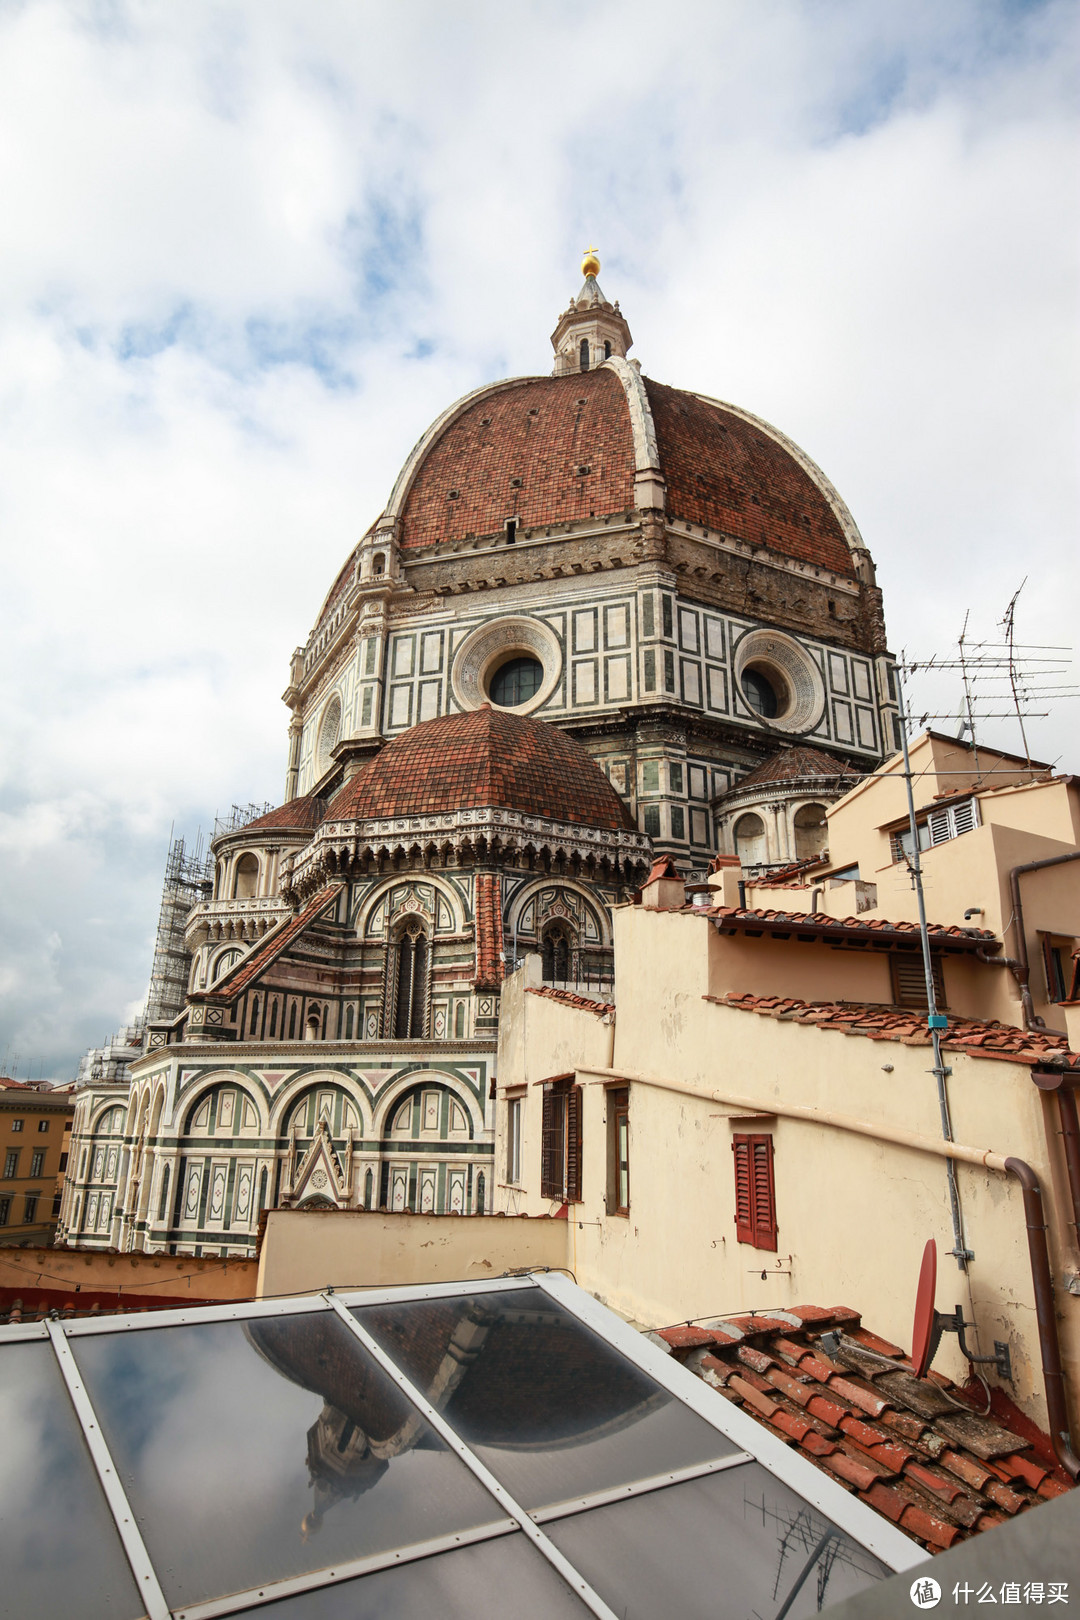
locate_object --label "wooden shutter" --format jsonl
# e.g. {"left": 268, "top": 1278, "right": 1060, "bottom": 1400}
{"left": 750, "top": 1136, "right": 777, "bottom": 1250}
{"left": 566, "top": 1086, "right": 583, "bottom": 1203}
{"left": 733, "top": 1136, "right": 754, "bottom": 1244}
{"left": 733, "top": 1133, "right": 777, "bottom": 1250}
{"left": 892, "top": 953, "right": 946, "bottom": 1009}
{"left": 541, "top": 1088, "right": 565, "bottom": 1201}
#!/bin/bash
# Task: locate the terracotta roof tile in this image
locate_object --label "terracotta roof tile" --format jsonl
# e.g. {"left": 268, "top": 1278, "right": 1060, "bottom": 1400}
{"left": 400, "top": 371, "right": 636, "bottom": 551}
{"left": 731, "top": 746, "right": 861, "bottom": 792}
{"left": 656, "top": 1306, "right": 1073, "bottom": 1553}
{"left": 326, "top": 705, "right": 635, "bottom": 831}
{"left": 241, "top": 794, "right": 327, "bottom": 834}
{"left": 644, "top": 381, "right": 858, "bottom": 577}
{"left": 712, "top": 991, "right": 1080, "bottom": 1069}
{"left": 525, "top": 987, "right": 615, "bottom": 1016}
{"left": 196, "top": 884, "right": 345, "bottom": 1003}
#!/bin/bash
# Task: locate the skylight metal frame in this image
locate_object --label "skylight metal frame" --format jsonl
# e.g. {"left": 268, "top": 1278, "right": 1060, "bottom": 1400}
{"left": 532, "top": 1271, "right": 924, "bottom": 1574}
{"left": 0, "top": 1271, "right": 923, "bottom": 1619}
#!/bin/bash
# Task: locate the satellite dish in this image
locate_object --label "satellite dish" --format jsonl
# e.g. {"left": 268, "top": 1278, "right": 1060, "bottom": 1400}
{"left": 910, "top": 1236, "right": 1012, "bottom": 1382}
{"left": 912, "top": 1238, "right": 940, "bottom": 1378}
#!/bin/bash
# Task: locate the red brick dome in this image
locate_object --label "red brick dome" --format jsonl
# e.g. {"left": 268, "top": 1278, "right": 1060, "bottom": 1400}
{"left": 388, "top": 372, "right": 858, "bottom": 577}
{"left": 327, "top": 705, "right": 635, "bottom": 831}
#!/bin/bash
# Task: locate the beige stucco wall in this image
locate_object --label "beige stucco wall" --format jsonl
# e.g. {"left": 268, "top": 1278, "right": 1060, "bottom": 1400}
{"left": 256, "top": 1207, "right": 569, "bottom": 1298}
{"left": 495, "top": 903, "right": 1080, "bottom": 1437}
{"left": 0, "top": 1245, "right": 257, "bottom": 1300}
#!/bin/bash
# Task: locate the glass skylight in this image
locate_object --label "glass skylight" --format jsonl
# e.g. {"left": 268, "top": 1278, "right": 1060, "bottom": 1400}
{"left": 0, "top": 1274, "right": 920, "bottom": 1619}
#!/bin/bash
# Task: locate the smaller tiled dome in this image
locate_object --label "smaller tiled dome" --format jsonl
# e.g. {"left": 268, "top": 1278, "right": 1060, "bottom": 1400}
{"left": 327, "top": 705, "right": 635, "bottom": 831}
{"left": 241, "top": 794, "right": 327, "bottom": 833}
{"left": 734, "top": 745, "right": 861, "bottom": 791}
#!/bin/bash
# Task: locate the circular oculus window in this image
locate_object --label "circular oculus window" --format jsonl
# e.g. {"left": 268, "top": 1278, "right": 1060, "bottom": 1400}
{"left": 451, "top": 617, "right": 562, "bottom": 714}
{"left": 733, "top": 630, "right": 825, "bottom": 734}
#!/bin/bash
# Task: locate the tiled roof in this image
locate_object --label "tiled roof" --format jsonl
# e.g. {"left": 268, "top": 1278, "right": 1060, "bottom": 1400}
{"left": 399, "top": 372, "right": 636, "bottom": 550}
{"left": 655, "top": 1306, "right": 1072, "bottom": 1552}
{"left": 326, "top": 705, "right": 636, "bottom": 830}
{"left": 197, "top": 884, "right": 345, "bottom": 1003}
{"left": 706, "top": 906, "right": 998, "bottom": 949}
{"left": 644, "top": 381, "right": 858, "bottom": 578}
{"left": 241, "top": 794, "right": 328, "bottom": 834}
{"left": 731, "top": 745, "right": 861, "bottom": 791}
{"left": 526, "top": 986, "right": 615, "bottom": 1016}
{"left": 714, "top": 993, "right": 1079, "bottom": 1068}
{"left": 474, "top": 872, "right": 504, "bottom": 988}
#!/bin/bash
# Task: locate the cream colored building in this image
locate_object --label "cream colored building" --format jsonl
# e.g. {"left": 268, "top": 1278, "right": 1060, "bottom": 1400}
{"left": 492, "top": 734, "right": 1080, "bottom": 1474}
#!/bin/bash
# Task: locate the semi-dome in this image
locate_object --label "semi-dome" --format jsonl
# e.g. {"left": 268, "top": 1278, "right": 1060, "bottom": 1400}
{"left": 327, "top": 703, "right": 636, "bottom": 831}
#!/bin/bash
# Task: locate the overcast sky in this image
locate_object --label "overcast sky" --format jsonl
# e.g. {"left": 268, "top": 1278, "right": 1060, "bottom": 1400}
{"left": 1, "top": 0, "right": 1076, "bottom": 1082}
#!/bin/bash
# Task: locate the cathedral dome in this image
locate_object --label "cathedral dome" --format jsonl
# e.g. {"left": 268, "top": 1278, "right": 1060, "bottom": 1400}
{"left": 389, "top": 372, "right": 858, "bottom": 578}
{"left": 327, "top": 704, "right": 635, "bottom": 831}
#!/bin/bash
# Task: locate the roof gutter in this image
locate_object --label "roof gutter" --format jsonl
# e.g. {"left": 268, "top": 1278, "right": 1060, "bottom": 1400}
{"left": 1008, "top": 850, "right": 1080, "bottom": 1032}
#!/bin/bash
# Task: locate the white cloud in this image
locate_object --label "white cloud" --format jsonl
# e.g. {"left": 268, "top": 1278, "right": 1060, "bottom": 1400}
{"left": 1, "top": 0, "right": 1076, "bottom": 1076}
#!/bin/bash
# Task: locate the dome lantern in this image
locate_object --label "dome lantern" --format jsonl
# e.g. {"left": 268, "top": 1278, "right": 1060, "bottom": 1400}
{"left": 551, "top": 246, "right": 633, "bottom": 376}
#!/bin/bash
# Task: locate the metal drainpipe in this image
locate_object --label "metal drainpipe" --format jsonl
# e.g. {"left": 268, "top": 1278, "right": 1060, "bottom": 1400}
{"left": 1030, "top": 1069, "right": 1080, "bottom": 1257}
{"left": 1008, "top": 850, "right": 1080, "bottom": 1031}
{"left": 1003, "top": 1156, "right": 1080, "bottom": 1479}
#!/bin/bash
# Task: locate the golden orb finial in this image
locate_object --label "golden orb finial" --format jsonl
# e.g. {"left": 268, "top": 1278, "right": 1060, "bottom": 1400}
{"left": 581, "top": 245, "right": 600, "bottom": 279}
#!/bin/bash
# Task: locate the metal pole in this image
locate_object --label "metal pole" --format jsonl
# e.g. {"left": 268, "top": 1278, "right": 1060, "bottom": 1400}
{"left": 896, "top": 669, "right": 973, "bottom": 1270}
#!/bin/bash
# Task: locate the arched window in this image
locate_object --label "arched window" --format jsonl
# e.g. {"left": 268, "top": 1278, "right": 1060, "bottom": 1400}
{"left": 269, "top": 998, "right": 278, "bottom": 1038}
{"left": 476, "top": 1172, "right": 486, "bottom": 1214}
{"left": 364, "top": 1167, "right": 373, "bottom": 1208}
{"left": 344, "top": 1004, "right": 355, "bottom": 1040}
{"left": 734, "top": 812, "right": 767, "bottom": 867}
{"left": 233, "top": 853, "right": 259, "bottom": 900}
{"left": 372, "top": 552, "right": 385, "bottom": 577}
{"left": 288, "top": 1001, "right": 297, "bottom": 1040}
{"left": 304, "top": 1008, "right": 321, "bottom": 1042}
{"left": 393, "top": 924, "right": 428, "bottom": 1038}
{"left": 604, "top": 340, "right": 612, "bottom": 359}
{"left": 317, "top": 696, "right": 342, "bottom": 774}
{"left": 249, "top": 996, "right": 260, "bottom": 1036}
{"left": 158, "top": 1165, "right": 171, "bottom": 1221}
{"left": 579, "top": 338, "right": 590, "bottom": 372}
{"left": 793, "top": 803, "right": 829, "bottom": 862}
{"left": 542, "top": 925, "right": 573, "bottom": 984}
{"left": 454, "top": 1002, "right": 466, "bottom": 1039}
{"left": 212, "top": 948, "right": 243, "bottom": 983}
{"left": 257, "top": 1167, "right": 268, "bottom": 1212}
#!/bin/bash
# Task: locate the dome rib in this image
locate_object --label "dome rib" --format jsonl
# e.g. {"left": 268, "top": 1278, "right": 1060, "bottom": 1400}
{"left": 327, "top": 706, "right": 636, "bottom": 831}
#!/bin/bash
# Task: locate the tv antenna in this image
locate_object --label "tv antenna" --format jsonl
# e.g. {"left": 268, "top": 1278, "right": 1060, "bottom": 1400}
{"left": 900, "top": 581, "right": 1078, "bottom": 770}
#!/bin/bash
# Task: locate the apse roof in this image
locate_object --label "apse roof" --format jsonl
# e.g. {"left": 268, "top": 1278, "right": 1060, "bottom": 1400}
{"left": 732, "top": 745, "right": 862, "bottom": 791}
{"left": 326, "top": 705, "right": 636, "bottom": 831}
{"left": 0, "top": 1273, "right": 921, "bottom": 1619}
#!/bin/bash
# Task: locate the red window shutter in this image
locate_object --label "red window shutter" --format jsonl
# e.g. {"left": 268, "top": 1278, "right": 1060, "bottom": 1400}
{"left": 566, "top": 1086, "right": 583, "bottom": 1203}
{"left": 733, "top": 1133, "right": 777, "bottom": 1250}
{"left": 750, "top": 1135, "right": 777, "bottom": 1251}
{"left": 732, "top": 1136, "right": 754, "bottom": 1244}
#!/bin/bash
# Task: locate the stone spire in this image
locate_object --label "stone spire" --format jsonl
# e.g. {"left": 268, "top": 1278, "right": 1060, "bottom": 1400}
{"left": 551, "top": 248, "right": 633, "bottom": 376}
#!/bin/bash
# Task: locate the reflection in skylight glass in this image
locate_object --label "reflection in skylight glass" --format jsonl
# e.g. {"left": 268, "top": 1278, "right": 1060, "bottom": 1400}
{"left": 70, "top": 1310, "right": 502, "bottom": 1608}
{"left": 546, "top": 1464, "right": 888, "bottom": 1620}
{"left": 355, "top": 1285, "right": 736, "bottom": 1509}
{"left": 0, "top": 1340, "right": 144, "bottom": 1620}
{"left": 236, "top": 1533, "right": 592, "bottom": 1619}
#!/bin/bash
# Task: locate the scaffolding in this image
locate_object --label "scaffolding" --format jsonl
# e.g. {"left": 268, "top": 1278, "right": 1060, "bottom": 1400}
{"left": 214, "top": 802, "right": 273, "bottom": 840}
{"left": 145, "top": 833, "right": 213, "bottom": 1024}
